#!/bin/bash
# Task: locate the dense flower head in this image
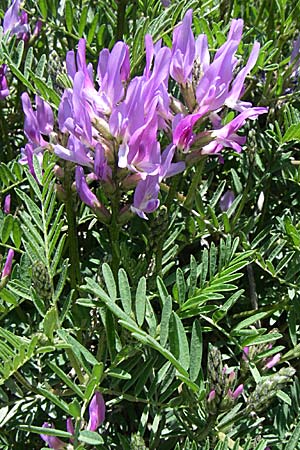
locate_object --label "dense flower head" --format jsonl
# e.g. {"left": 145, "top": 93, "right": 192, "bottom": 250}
{"left": 21, "top": 10, "right": 267, "bottom": 220}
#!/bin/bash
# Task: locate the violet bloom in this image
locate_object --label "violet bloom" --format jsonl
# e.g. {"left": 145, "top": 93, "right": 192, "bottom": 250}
{"left": 207, "top": 389, "right": 216, "bottom": 403}
{"left": 1, "top": 249, "right": 14, "bottom": 279}
{"left": 131, "top": 175, "right": 160, "bottom": 219}
{"left": 75, "top": 166, "right": 101, "bottom": 209}
{"left": 201, "top": 107, "right": 268, "bottom": 155}
{"left": 290, "top": 36, "right": 300, "bottom": 77}
{"left": 264, "top": 353, "right": 281, "bottom": 370}
{"left": 0, "top": 65, "right": 9, "bottom": 100}
{"left": 40, "top": 423, "right": 65, "bottom": 450}
{"left": 220, "top": 190, "right": 235, "bottom": 212}
{"left": 170, "top": 9, "right": 195, "bottom": 84}
{"left": 87, "top": 391, "right": 106, "bottom": 431}
{"left": 3, "top": 194, "right": 11, "bottom": 214}
{"left": 21, "top": 92, "right": 54, "bottom": 147}
{"left": 228, "top": 383, "right": 244, "bottom": 400}
{"left": 3, "top": 0, "right": 29, "bottom": 38}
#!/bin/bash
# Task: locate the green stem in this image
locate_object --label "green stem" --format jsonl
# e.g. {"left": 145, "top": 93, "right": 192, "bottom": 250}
{"left": 197, "top": 414, "right": 217, "bottom": 441}
{"left": 64, "top": 163, "right": 81, "bottom": 294}
{"left": 109, "top": 187, "right": 121, "bottom": 281}
{"left": 116, "top": 0, "right": 127, "bottom": 41}
{"left": 231, "top": 173, "right": 252, "bottom": 227}
{"left": 184, "top": 158, "right": 206, "bottom": 209}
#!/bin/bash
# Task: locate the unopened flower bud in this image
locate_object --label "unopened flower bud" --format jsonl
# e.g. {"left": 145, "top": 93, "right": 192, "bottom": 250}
{"left": 1, "top": 249, "right": 14, "bottom": 279}
{"left": 3, "top": 194, "right": 11, "bottom": 214}
{"left": 264, "top": 353, "right": 281, "bottom": 370}
{"left": 220, "top": 190, "right": 235, "bottom": 212}
{"left": 87, "top": 391, "right": 106, "bottom": 432}
{"left": 40, "top": 423, "right": 65, "bottom": 449}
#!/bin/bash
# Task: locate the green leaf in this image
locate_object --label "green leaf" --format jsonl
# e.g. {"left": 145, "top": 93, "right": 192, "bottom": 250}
{"left": 42, "top": 307, "right": 58, "bottom": 341}
{"left": 169, "top": 312, "right": 189, "bottom": 370}
{"left": 19, "top": 425, "right": 71, "bottom": 438}
{"left": 118, "top": 268, "right": 131, "bottom": 314}
{"left": 87, "top": 12, "right": 99, "bottom": 45}
{"left": 135, "top": 276, "right": 146, "bottom": 326}
{"left": 102, "top": 263, "right": 116, "bottom": 302}
{"left": 47, "top": 362, "right": 84, "bottom": 400}
{"left": 84, "top": 362, "right": 103, "bottom": 402}
{"left": 12, "top": 220, "right": 21, "bottom": 248}
{"left": 175, "top": 268, "right": 186, "bottom": 305}
{"left": 38, "top": 0, "right": 48, "bottom": 19}
{"left": 232, "top": 311, "right": 270, "bottom": 331}
{"left": 285, "top": 415, "right": 300, "bottom": 450}
{"left": 38, "top": 387, "right": 70, "bottom": 415}
{"left": 78, "top": 430, "right": 104, "bottom": 445}
{"left": 282, "top": 123, "right": 300, "bottom": 142}
{"left": 160, "top": 295, "right": 172, "bottom": 347}
{"left": 78, "top": 5, "right": 88, "bottom": 36}
{"left": 65, "top": 0, "right": 73, "bottom": 32}
{"left": 189, "top": 320, "right": 202, "bottom": 382}
{"left": 1, "top": 214, "right": 14, "bottom": 244}
{"left": 241, "top": 332, "right": 282, "bottom": 347}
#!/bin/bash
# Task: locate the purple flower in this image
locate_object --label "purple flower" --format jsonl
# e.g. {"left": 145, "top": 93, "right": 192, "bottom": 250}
{"left": 170, "top": 9, "right": 195, "bottom": 84}
{"left": 290, "top": 36, "right": 300, "bottom": 77}
{"left": 0, "top": 65, "right": 9, "bottom": 100}
{"left": 131, "top": 175, "right": 160, "bottom": 219}
{"left": 3, "top": 194, "right": 11, "bottom": 214}
{"left": 33, "top": 19, "right": 43, "bottom": 37}
{"left": 220, "top": 190, "right": 235, "bottom": 212}
{"left": 228, "top": 383, "right": 244, "bottom": 400}
{"left": 75, "top": 166, "right": 101, "bottom": 209}
{"left": 1, "top": 249, "right": 14, "bottom": 279}
{"left": 3, "top": 0, "right": 21, "bottom": 33}
{"left": 264, "top": 353, "right": 281, "bottom": 370}
{"left": 3, "top": 0, "right": 29, "bottom": 39}
{"left": 225, "top": 42, "right": 261, "bottom": 111}
{"left": 202, "top": 107, "right": 268, "bottom": 155}
{"left": 54, "top": 135, "right": 93, "bottom": 168}
{"left": 207, "top": 389, "right": 216, "bottom": 402}
{"left": 21, "top": 92, "right": 54, "bottom": 147}
{"left": 87, "top": 391, "right": 106, "bottom": 431}
{"left": 41, "top": 392, "right": 105, "bottom": 448}
{"left": 40, "top": 423, "right": 66, "bottom": 450}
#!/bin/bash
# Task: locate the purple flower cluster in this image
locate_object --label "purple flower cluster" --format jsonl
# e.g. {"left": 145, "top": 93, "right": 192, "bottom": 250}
{"left": 40, "top": 391, "right": 105, "bottom": 449}
{"left": 21, "top": 10, "right": 267, "bottom": 220}
{"left": 3, "top": 0, "right": 42, "bottom": 41}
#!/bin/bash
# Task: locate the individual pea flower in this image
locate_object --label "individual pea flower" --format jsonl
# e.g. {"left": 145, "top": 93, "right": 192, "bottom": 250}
{"left": 290, "top": 36, "right": 300, "bottom": 78}
{"left": 40, "top": 391, "right": 106, "bottom": 449}
{"left": 1, "top": 249, "right": 14, "bottom": 280}
{"left": 40, "top": 423, "right": 66, "bottom": 450}
{"left": 227, "top": 384, "right": 244, "bottom": 400}
{"left": 87, "top": 391, "right": 106, "bottom": 431}
{"left": 131, "top": 175, "right": 160, "bottom": 220}
{"left": 220, "top": 190, "right": 235, "bottom": 212}
{"left": 3, "top": 194, "right": 11, "bottom": 214}
{"left": 264, "top": 353, "right": 281, "bottom": 370}
{"left": 3, "top": 0, "right": 29, "bottom": 39}
{"left": 0, "top": 65, "right": 9, "bottom": 100}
